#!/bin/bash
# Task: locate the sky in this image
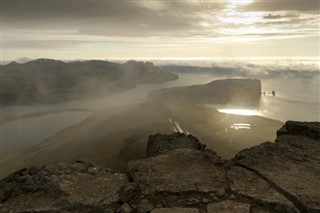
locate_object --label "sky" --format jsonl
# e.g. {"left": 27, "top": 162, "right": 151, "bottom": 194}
{"left": 1, "top": 0, "right": 320, "bottom": 61}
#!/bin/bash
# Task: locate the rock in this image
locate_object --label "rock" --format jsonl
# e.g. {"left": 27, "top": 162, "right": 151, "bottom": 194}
{"left": 216, "top": 188, "right": 225, "bottom": 198}
{"left": 147, "top": 133, "right": 206, "bottom": 157}
{"left": 186, "top": 197, "right": 200, "bottom": 205}
{"left": 151, "top": 208, "right": 199, "bottom": 213}
{"left": 250, "top": 206, "right": 272, "bottom": 213}
{"left": 202, "top": 198, "right": 209, "bottom": 204}
{"left": 128, "top": 148, "right": 227, "bottom": 195}
{"left": 119, "top": 183, "right": 138, "bottom": 203}
{"left": 0, "top": 192, "right": 67, "bottom": 213}
{"left": 117, "top": 203, "right": 133, "bottom": 213}
{"left": 0, "top": 161, "right": 129, "bottom": 212}
{"left": 138, "top": 199, "right": 154, "bottom": 213}
{"left": 207, "top": 200, "right": 250, "bottom": 213}
{"left": 277, "top": 121, "right": 320, "bottom": 140}
{"left": 227, "top": 166, "right": 298, "bottom": 212}
{"left": 234, "top": 123, "right": 320, "bottom": 212}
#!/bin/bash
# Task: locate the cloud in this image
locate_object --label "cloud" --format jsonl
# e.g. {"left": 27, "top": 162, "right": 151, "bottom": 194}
{"left": 2, "top": 0, "right": 223, "bottom": 37}
{"left": 240, "top": 0, "right": 320, "bottom": 12}
{"left": 1, "top": 0, "right": 319, "bottom": 59}
{"left": 263, "top": 13, "right": 299, "bottom": 19}
{"left": 2, "top": 39, "right": 91, "bottom": 49}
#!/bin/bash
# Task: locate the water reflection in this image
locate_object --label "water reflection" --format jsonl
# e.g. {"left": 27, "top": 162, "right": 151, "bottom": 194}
{"left": 218, "top": 109, "right": 258, "bottom": 116}
{"left": 231, "top": 123, "right": 251, "bottom": 130}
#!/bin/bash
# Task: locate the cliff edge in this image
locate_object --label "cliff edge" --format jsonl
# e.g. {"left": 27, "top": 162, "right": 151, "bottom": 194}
{"left": 1, "top": 121, "right": 319, "bottom": 213}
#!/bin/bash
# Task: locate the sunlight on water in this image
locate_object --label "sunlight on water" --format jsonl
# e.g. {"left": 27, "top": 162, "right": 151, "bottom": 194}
{"left": 231, "top": 123, "right": 251, "bottom": 130}
{"left": 217, "top": 109, "right": 259, "bottom": 116}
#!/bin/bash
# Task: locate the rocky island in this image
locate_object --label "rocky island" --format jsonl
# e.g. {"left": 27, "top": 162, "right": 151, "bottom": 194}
{"left": 1, "top": 121, "right": 319, "bottom": 213}
{"left": 148, "top": 79, "right": 262, "bottom": 105}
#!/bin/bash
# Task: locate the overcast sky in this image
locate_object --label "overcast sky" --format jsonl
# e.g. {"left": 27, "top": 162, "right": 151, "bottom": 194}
{"left": 1, "top": 0, "right": 319, "bottom": 60}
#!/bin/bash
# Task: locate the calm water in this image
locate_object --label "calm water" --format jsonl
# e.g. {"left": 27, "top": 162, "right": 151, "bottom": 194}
{"left": 1, "top": 111, "right": 92, "bottom": 152}
{"left": 260, "top": 76, "right": 320, "bottom": 121}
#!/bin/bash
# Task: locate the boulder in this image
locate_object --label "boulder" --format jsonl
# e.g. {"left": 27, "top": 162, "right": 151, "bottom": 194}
{"left": 147, "top": 132, "right": 206, "bottom": 157}
{"left": 233, "top": 130, "right": 320, "bottom": 212}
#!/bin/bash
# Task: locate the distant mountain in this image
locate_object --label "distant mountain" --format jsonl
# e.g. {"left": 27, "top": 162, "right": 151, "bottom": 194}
{"left": 15, "top": 57, "right": 33, "bottom": 64}
{"left": 160, "top": 64, "right": 320, "bottom": 79}
{"left": 160, "top": 64, "right": 243, "bottom": 76}
{"left": 148, "top": 78, "right": 261, "bottom": 106}
{"left": 0, "top": 59, "right": 178, "bottom": 105}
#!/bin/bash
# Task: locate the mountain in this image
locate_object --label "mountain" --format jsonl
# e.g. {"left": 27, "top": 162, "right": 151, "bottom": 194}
{"left": 0, "top": 59, "right": 178, "bottom": 105}
{"left": 1, "top": 121, "right": 319, "bottom": 212}
{"left": 15, "top": 57, "right": 33, "bottom": 64}
{"left": 148, "top": 78, "right": 261, "bottom": 106}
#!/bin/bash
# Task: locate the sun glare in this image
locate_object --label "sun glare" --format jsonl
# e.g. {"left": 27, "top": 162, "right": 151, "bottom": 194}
{"left": 218, "top": 109, "right": 259, "bottom": 116}
{"left": 227, "top": 0, "right": 253, "bottom": 6}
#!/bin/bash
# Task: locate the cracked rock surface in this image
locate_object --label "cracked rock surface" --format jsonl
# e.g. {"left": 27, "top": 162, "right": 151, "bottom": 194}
{"left": 0, "top": 161, "right": 128, "bottom": 212}
{"left": 207, "top": 200, "right": 250, "bottom": 213}
{"left": 128, "top": 148, "right": 227, "bottom": 195}
{"left": 1, "top": 121, "right": 319, "bottom": 213}
{"left": 146, "top": 133, "right": 206, "bottom": 157}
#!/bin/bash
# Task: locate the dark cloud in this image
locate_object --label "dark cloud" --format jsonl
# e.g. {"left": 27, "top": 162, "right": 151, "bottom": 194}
{"left": 240, "top": 0, "right": 320, "bottom": 11}
{"left": 2, "top": 39, "right": 93, "bottom": 49}
{"left": 1, "top": 0, "right": 318, "bottom": 56}
{"left": 263, "top": 13, "right": 299, "bottom": 19}
{"left": 1, "top": 0, "right": 223, "bottom": 37}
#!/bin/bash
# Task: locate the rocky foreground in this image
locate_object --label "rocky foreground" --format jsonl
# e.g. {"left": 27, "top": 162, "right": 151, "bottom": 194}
{"left": 0, "top": 121, "right": 319, "bottom": 213}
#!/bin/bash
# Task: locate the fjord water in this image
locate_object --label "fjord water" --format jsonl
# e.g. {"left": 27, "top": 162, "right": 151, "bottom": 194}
{"left": 1, "top": 74, "right": 219, "bottom": 153}
{"left": 1, "top": 111, "right": 92, "bottom": 152}
{"left": 260, "top": 75, "right": 320, "bottom": 122}
{"left": 1, "top": 60, "right": 319, "bottom": 153}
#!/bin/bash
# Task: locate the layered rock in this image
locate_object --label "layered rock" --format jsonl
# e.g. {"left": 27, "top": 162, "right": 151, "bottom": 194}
{"left": 1, "top": 121, "right": 319, "bottom": 212}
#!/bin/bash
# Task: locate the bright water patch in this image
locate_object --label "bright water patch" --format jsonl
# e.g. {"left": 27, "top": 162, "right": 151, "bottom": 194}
{"left": 230, "top": 123, "right": 251, "bottom": 130}
{"left": 218, "top": 109, "right": 259, "bottom": 116}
